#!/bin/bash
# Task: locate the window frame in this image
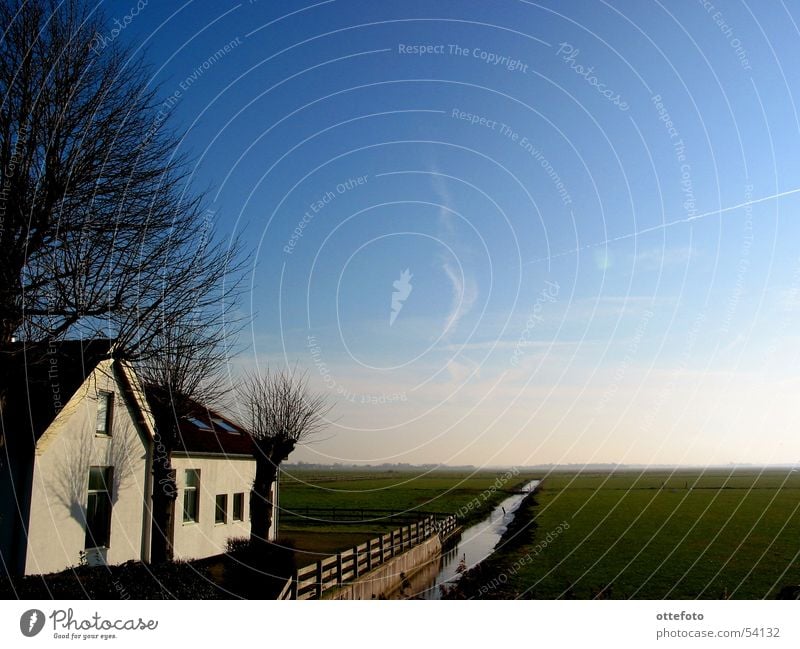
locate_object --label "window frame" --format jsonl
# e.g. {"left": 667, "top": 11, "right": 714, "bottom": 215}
{"left": 183, "top": 469, "right": 200, "bottom": 524}
{"left": 85, "top": 466, "right": 113, "bottom": 549}
{"left": 232, "top": 492, "right": 244, "bottom": 522}
{"left": 95, "top": 391, "right": 114, "bottom": 436}
{"left": 215, "top": 494, "right": 228, "bottom": 525}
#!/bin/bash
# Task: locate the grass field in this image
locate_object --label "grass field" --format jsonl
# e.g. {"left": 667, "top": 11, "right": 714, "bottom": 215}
{"left": 452, "top": 469, "right": 800, "bottom": 599}
{"left": 276, "top": 468, "right": 537, "bottom": 564}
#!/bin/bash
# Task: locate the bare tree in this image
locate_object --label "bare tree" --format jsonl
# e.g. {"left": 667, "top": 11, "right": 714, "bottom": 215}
{"left": 0, "top": 0, "right": 247, "bottom": 561}
{"left": 236, "top": 369, "right": 331, "bottom": 545}
{"left": 138, "top": 314, "right": 241, "bottom": 563}
{"left": 0, "top": 0, "right": 242, "bottom": 384}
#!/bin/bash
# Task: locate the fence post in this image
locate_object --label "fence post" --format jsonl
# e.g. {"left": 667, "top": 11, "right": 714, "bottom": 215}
{"left": 379, "top": 535, "right": 385, "bottom": 564}
{"left": 316, "top": 560, "right": 323, "bottom": 598}
{"left": 366, "top": 538, "right": 372, "bottom": 572}
{"left": 353, "top": 545, "right": 359, "bottom": 579}
{"left": 336, "top": 552, "right": 343, "bottom": 586}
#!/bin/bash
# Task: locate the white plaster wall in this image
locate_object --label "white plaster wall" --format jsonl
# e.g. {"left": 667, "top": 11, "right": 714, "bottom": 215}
{"left": 171, "top": 455, "right": 263, "bottom": 561}
{"left": 25, "top": 360, "right": 150, "bottom": 575}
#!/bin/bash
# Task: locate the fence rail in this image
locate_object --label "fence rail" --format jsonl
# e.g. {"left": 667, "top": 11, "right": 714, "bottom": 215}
{"left": 278, "top": 515, "right": 458, "bottom": 600}
{"left": 276, "top": 576, "right": 293, "bottom": 601}
{"left": 437, "top": 514, "right": 459, "bottom": 542}
{"left": 278, "top": 507, "right": 450, "bottom": 526}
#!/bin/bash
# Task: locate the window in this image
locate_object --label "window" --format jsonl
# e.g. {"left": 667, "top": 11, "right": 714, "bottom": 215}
{"left": 95, "top": 392, "right": 114, "bottom": 435}
{"left": 232, "top": 493, "right": 244, "bottom": 521}
{"left": 85, "top": 467, "right": 113, "bottom": 549}
{"left": 187, "top": 417, "right": 212, "bottom": 430}
{"left": 183, "top": 469, "right": 200, "bottom": 523}
{"left": 212, "top": 418, "right": 240, "bottom": 434}
{"left": 215, "top": 494, "right": 228, "bottom": 525}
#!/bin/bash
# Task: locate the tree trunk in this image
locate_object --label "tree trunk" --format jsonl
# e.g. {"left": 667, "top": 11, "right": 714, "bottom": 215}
{"left": 250, "top": 439, "right": 296, "bottom": 546}
{"left": 150, "top": 472, "right": 176, "bottom": 563}
{"left": 0, "top": 263, "right": 23, "bottom": 346}
{"left": 250, "top": 459, "right": 278, "bottom": 546}
{"left": 149, "top": 424, "right": 177, "bottom": 563}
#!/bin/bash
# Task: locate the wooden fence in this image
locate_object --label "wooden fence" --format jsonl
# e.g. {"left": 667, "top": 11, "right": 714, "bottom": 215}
{"left": 279, "top": 515, "right": 458, "bottom": 600}
{"left": 279, "top": 507, "right": 450, "bottom": 526}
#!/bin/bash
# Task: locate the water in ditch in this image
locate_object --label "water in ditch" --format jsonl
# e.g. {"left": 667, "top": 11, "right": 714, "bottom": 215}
{"left": 392, "top": 479, "right": 540, "bottom": 599}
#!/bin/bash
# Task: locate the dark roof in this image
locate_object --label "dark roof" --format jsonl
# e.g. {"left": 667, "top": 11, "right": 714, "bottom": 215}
{"left": 143, "top": 386, "right": 256, "bottom": 457}
{"left": 176, "top": 403, "right": 256, "bottom": 457}
{"left": 1, "top": 339, "right": 114, "bottom": 444}
{"left": 0, "top": 338, "right": 256, "bottom": 458}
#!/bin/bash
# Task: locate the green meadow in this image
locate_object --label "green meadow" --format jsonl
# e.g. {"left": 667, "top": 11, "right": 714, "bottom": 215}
{"left": 456, "top": 469, "right": 800, "bottom": 599}
{"left": 276, "top": 468, "right": 537, "bottom": 563}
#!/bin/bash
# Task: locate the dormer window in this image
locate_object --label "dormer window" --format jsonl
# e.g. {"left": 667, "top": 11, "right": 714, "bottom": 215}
{"left": 95, "top": 392, "right": 114, "bottom": 436}
{"left": 187, "top": 417, "right": 212, "bottom": 430}
{"left": 212, "top": 418, "right": 240, "bottom": 434}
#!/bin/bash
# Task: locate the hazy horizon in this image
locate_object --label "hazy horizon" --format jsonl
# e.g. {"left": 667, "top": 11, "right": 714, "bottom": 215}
{"left": 281, "top": 461, "right": 800, "bottom": 469}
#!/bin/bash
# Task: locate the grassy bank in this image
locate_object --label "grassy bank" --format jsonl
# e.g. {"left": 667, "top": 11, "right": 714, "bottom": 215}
{"left": 447, "top": 469, "right": 800, "bottom": 599}
{"left": 278, "top": 468, "right": 538, "bottom": 564}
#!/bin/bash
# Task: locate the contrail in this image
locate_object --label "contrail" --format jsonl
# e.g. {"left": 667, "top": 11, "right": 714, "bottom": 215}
{"left": 522, "top": 187, "right": 800, "bottom": 266}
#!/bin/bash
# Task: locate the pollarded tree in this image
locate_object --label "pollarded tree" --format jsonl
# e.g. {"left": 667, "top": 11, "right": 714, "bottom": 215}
{"left": 138, "top": 315, "right": 241, "bottom": 563}
{"left": 236, "top": 369, "right": 332, "bottom": 545}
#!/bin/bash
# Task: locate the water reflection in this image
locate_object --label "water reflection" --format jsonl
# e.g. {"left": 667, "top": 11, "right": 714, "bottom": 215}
{"left": 393, "top": 480, "right": 540, "bottom": 599}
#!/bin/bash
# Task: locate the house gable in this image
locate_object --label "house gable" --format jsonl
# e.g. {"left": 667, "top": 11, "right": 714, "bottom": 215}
{"left": 24, "top": 359, "right": 151, "bottom": 575}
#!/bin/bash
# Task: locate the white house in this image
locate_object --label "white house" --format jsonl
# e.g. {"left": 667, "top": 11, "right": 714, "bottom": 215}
{"left": 24, "top": 356, "right": 153, "bottom": 575}
{"left": 162, "top": 395, "right": 277, "bottom": 561}
{"left": 0, "top": 340, "right": 276, "bottom": 577}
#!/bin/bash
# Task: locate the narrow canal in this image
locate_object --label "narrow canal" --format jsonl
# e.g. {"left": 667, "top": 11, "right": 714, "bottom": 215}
{"left": 395, "top": 479, "right": 540, "bottom": 599}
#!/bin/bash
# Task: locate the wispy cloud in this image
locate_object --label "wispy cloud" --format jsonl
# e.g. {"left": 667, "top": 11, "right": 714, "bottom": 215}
{"left": 427, "top": 164, "right": 479, "bottom": 337}
{"left": 442, "top": 261, "right": 477, "bottom": 336}
{"left": 429, "top": 165, "right": 457, "bottom": 236}
{"left": 440, "top": 340, "right": 585, "bottom": 352}
{"left": 446, "top": 356, "right": 480, "bottom": 383}
{"left": 632, "top": 245, "right": 696, "bottom": 270}
{"left": 776, "top": 287, "right": 800, "bottom": 313}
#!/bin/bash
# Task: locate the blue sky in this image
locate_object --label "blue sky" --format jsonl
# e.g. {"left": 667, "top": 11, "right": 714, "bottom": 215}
{"left": 115, "top": 1, "right": 800, "bottom": 466}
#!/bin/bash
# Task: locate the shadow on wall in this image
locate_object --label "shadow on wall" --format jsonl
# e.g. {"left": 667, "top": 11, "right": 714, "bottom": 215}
{"left": 52, "top": 413, "right": 142, "bottom": 529}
